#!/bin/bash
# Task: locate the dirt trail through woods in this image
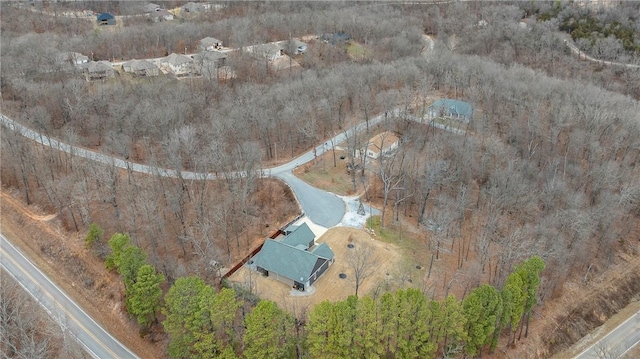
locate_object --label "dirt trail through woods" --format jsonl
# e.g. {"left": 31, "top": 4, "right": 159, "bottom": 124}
{"left": 0, "top": 192, "right": 57, "bottom": 221}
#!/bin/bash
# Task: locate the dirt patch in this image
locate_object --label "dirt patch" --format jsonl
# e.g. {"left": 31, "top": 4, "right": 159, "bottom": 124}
{"left": 0, "top": 188, "right": 164, "bottom": 359}
{"left": 227, "top": 226, "right": 418, "bottom": 315}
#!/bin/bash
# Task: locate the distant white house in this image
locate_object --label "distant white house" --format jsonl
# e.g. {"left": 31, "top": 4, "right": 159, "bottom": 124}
{"left": 365, "top": 131, "right": 399, "bottom": 159}
{"left": 182, "top": 1, "right": 205, "bottom": 13}
{"left": 151, "top": 9, "right": 174, "bottom": 22}
{"left": 160, "top": 53, "right": 195, "bottom": 76}
{"left": 277, "top": 39, "right": 307, "bottom": 55}
{"left": 56, "top": 52, "right": 89, "bottom": 66}
{"left": 198, "top": 37, "right": 223, "bottom": 51}
{"left": 246, "top": 43, "right": 285, "bottom": 62}
{"left": 142, "top": 3, "right": 160, "bottom": 13}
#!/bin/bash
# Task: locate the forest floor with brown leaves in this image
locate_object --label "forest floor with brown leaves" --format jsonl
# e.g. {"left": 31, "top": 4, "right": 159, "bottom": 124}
{"left": 0, "top": 189, "right": 166, "bottom": 359}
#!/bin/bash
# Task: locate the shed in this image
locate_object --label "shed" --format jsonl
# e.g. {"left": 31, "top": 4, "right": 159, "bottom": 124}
{"left": 96, "top": 13, "right": 116, "bottom": 26}
{"left": 426, "top": 99, "right": 473, "bottom": 123}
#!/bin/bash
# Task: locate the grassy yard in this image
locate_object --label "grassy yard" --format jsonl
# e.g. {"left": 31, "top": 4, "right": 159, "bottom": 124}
{"left": 366, "top": 215, "right": 426, "bottom": 267}
{"left": 294, "top": 149, "right": 368, "bottom": 196}
{"left": 347, "top": 42, "right": 371, "bottom": 59}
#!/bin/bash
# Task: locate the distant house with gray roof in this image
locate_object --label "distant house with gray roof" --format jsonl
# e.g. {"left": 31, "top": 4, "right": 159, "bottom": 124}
{"left": 81, "top": 61, "right": 115, "bottom": 80}
{"left": 246, "top": 42, "right": 284, "bottom": 62}
{"left": 160, "top": 53, "right": 195, "bottom": 76}
{"left": 426, "top": 99, "right": 473, "bottom": 123}
{"left": 278, "top": 39, "right": 307, "bottom": 55}
{"left": 122, "top": 59, "right": 160, "bottom": 77}
{"left": 142, "top": 3, "right": 160, "bottom": 13}
{"left": 56, "top": 52, "right": 89, "bottom": 66}
{"left": 182, "top": 1, "right": 205, "bottom": 13}
{"left": 151, "top": 9, "right": 174, "bottom": 22}
{"left": 199, "top": 37, "right": 223, "bottom": 51}
{"left": 252, "top": 223, "right": 334, "bottom": 291}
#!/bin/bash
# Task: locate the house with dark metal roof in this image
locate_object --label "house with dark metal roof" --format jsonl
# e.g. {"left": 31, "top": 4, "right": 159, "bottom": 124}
{"left": 252, "top": 223, "right": 334, "bottom": 291}
{"left": 96, "top": 13, "right": 116, "bottom": 26}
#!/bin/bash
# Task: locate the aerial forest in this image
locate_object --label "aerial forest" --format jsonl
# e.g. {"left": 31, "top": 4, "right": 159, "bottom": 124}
{"left": 2, "top": 1, "right": 640, "bottom": 358}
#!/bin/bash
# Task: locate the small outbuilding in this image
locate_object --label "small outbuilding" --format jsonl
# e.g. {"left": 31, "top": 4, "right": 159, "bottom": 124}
{"left": 96, "top": 12, "right": 116, "bottom": 26}
{"left": 426, "top": 99, "right": 473, "bottom": 123}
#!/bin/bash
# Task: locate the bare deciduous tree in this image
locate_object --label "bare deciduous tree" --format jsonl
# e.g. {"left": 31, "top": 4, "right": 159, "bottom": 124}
{"left": 347, "top": 240, "right": 379, "bottom": 297}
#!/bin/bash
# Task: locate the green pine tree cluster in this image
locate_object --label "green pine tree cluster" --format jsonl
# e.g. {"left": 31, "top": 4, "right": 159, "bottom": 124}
{"left": 304, "top": 254, "right": 542, "bottom": 359}
{"left": 105, "top": 232, "right": 164, "bottom": 328}
{"left": 91, "top": 226, "right": 545, "bottom": 358}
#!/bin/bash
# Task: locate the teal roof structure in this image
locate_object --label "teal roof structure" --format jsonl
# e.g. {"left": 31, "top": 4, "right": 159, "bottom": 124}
{"left": 282, "top": 223, "right": 315, "bottom": 248}
{"left": 429, "top": 99, "right": 473, "bottom": 118}
{"left": 253, "top": 240, "right": 330, "bottom": 282}
{"left": 311, "top": 242, "right": 334, "bottom": 260}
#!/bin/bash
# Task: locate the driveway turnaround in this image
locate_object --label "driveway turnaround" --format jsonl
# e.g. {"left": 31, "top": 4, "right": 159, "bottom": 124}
{"left": 274, "top": 172, "right": 345, "bottom": 228}
{"left": 0, "top": 234, "right": 140, "bottom": 359}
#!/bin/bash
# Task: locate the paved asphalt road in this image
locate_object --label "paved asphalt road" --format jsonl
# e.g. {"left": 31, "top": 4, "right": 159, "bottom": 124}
{"left": 0, "top": 234, "right": 140, "bottom": 359}
{"left": 575, "top": 310, "right": 640, "bottom": 358}
{"left": 0, "top": 110, "right": 397, "bottom": 227}
{"left": 564, "top": 39, "right": 640, "bottom": 69}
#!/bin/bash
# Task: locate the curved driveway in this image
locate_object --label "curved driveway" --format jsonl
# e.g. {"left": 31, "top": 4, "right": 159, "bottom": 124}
{"left": 1, "top": 110, "right": 395, "bottom": 227}
{"left": 0, "top": 234, "right": 140, "bottom": 359}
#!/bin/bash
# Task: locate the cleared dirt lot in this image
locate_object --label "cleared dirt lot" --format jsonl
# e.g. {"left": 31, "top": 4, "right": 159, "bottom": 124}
{"left": 228, "top": 226, "right": 419, "bottom": 314}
